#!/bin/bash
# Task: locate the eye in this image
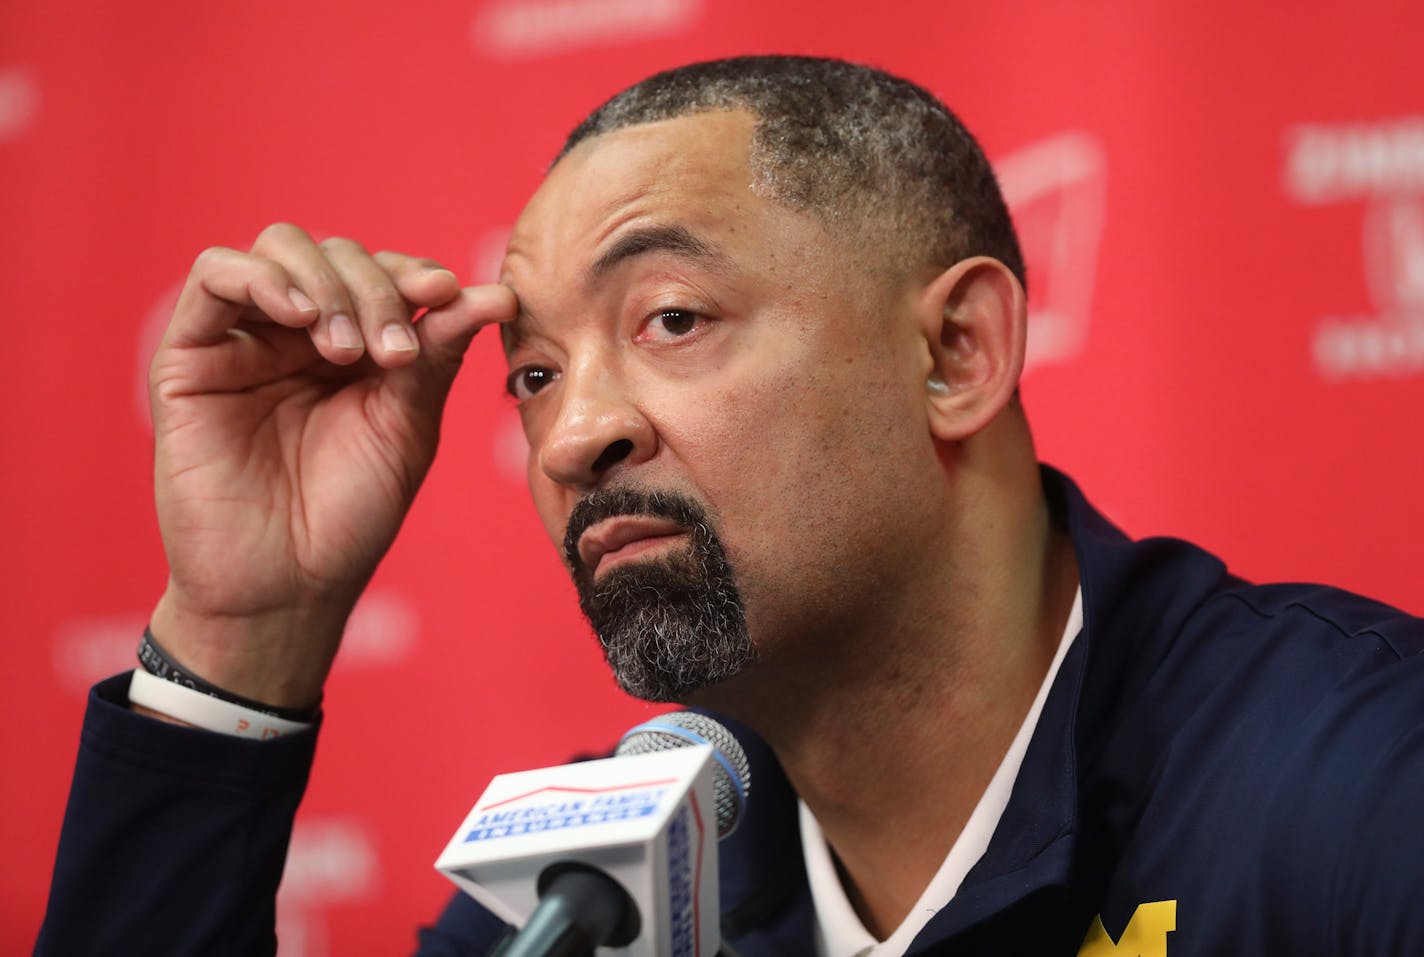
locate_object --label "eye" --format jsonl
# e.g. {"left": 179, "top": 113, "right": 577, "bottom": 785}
{"left": 637, "top": 308, "right": 704, "bottom": 342}
{"left": 505, "top": 365, "right": 559, "bottom": 402}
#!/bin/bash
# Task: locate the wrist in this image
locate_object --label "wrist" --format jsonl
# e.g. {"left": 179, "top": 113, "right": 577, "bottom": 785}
{"left": 149, "top": 590, "right": 351, "bottom": 710}
{"left": 138, "top": 627, "right": 321, "bottom": 722}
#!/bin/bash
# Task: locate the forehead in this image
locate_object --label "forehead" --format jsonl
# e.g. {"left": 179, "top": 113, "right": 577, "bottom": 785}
{"left": 498, "top": 108, "right": 888, "bottom": 357}
{"left": 503, "top": 111, "right": 762, "bottom": 289}
{"left": 524, "top": 109, "right": 757, "bottom": 226}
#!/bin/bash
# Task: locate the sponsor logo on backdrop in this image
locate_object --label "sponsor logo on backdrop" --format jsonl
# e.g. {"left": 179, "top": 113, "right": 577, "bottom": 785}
{"left": 54, "top": 591, "right": 418, "bottom": 695}
{"left": 1284, "top": 116, "right": 1424, "bottom": 380}
{"left": 1285, "top": 120, "right": 1424, "bottom": 201}
{"left": 996, "top": 131, "right": 1108, "bottom": 373}
{"left": 0, "top": 67, "right": 39, "bottom": 141}
{"left": 276, "top": 818, "right": 381, "bottom": 957}
{"left": 472, "top": 0, "right": 702, "bottom": 57}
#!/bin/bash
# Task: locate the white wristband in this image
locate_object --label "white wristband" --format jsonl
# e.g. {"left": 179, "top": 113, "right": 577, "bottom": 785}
{"left": 128, "top": 669, "right": 313, "bottom": 740}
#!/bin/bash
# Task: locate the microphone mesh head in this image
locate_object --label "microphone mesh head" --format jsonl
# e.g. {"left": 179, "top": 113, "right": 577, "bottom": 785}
{"left": 616, "top": 711, "right": 751, "bottom": 838}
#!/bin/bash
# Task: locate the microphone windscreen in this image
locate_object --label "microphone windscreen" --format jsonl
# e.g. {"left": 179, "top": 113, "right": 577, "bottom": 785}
{"left": 616, "top": 712, "right": 751, "bottom": 838}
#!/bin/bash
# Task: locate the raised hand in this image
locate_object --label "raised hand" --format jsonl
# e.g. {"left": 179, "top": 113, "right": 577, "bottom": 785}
{"left": 146, "top": 223, "right": 516, "bottom": 709}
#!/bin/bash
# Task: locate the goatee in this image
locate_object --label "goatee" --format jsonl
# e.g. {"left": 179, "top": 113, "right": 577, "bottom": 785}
{"left": 563, "top": 486, "right": 754, "bottom": 702}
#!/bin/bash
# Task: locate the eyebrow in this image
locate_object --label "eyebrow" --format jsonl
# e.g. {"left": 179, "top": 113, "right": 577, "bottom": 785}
{"left": 587, "top": 223, "right": 732, "bottom": 283}
{"left": 503, "top": 223, "right": 732, "bottom": 356}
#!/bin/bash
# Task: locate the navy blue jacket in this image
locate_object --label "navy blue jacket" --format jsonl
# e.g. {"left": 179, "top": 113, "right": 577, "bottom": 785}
{"left": 37, "top": 470, "right": 1424, "bottom": 955}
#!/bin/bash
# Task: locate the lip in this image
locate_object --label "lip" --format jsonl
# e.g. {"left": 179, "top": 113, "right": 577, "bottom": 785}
{"left": 577, "top": 516, "right": 688, "bottom": 577}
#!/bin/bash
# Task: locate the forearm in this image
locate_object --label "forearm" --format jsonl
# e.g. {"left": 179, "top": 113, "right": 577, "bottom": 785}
{"left": 37, "top": 673, "right": 319, "bottom": 956}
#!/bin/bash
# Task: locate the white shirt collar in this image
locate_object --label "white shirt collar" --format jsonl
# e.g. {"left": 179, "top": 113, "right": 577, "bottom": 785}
{"left": 799, "top": 587, "right": 1084, "bottom": 957}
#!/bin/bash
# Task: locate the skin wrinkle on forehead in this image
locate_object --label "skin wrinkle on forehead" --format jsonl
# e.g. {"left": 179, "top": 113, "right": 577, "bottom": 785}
{"left": 593, "top": 109, "right": 930, "bottom": 284}
{"left": 499, "top": 222, "right": 739, "bottom": 358}
{"left": 589, "top": 223, "right": 734, "bottom": 281}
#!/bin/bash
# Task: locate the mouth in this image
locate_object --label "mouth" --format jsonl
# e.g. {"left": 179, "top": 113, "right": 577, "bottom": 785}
{"left": 577, "top": 516, "right": 689, "bottom": 578}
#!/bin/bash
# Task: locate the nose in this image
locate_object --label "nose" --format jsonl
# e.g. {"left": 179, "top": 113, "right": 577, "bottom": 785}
{"left": 536, "top": 362, "right": 655, "bottom": 491}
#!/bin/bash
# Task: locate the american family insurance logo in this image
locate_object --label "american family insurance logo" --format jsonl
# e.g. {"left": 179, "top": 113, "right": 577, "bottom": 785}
{"left": 997, "top": 131, "right": 1108, "bottom": 374}
{"left": 1284, "top": 117, "right": 1424, "bottom": 380}
{"left": 464, "top": 782, "right": 669, "bottom": 842}
{"left": 472, "top": 0, "right": 702, "bottom": 56}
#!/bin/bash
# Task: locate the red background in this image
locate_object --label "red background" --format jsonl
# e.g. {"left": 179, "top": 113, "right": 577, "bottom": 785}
{"left": 3, "top": 1, "right": 1421, "bottom": 952}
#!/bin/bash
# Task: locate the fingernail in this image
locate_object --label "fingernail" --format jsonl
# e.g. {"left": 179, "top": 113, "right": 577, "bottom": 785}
{"left": 382, "top": 324, "right": 418, "bottom": 353}
{"left": 430, "top": 268, "right": 458, "bottom": 283}
{"left": 288, "top": 288, "right": 318, "bottom": 313}
{"left": 329, "top": 314, "right": 362, "bottom": 351}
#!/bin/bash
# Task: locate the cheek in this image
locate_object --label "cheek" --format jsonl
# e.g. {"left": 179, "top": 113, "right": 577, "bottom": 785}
{"left": 680, "top": 347, "right": 931, "bottom": 582}
{"left": 675, "top": 357, "right": 878, "bottom": 545}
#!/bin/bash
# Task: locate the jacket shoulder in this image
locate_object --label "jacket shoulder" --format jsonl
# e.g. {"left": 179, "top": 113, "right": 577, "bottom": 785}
{"left": 1207, "top": 580, "right": 1424, "bottom": 658}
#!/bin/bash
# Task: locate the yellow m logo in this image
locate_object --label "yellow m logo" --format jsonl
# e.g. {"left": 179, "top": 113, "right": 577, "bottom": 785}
{"left": 1078, "top": 900, "right": 1176, "bottom": 956}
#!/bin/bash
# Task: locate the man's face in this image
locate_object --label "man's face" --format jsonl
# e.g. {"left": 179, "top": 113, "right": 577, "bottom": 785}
{"left": 500, "top": 110, "right": 944, "bottom": 701}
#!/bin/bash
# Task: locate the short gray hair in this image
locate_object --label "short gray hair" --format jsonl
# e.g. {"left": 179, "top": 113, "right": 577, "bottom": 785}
{"left": 560, "top": 55, "right": 1025, "bottom": 289}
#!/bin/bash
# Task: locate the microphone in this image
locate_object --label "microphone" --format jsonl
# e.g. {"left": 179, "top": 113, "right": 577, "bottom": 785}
{"left": 436, "top": 711, "right": 751, "bottom": 957}
{"left": 615, "top": 711, "right": 750, "bottom": 840}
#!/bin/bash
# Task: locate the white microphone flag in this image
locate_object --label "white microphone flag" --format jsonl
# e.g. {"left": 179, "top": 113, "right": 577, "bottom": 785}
{"left": 435, "top": 744, "right": 720, "bottom": 956}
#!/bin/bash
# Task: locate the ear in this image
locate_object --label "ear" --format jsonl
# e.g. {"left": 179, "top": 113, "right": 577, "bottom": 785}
{"left": 916, "top": 256, "right": 1027, "bottom": 442}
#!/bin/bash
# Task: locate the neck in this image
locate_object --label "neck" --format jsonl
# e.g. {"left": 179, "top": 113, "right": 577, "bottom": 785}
{"left": 693, "top": 427, "right": 1079, "bottom": 938}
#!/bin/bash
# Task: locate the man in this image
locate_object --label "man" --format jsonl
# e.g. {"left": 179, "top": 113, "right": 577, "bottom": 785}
{"left": 38, "top": 56, "right": 1424, "bottom": 956}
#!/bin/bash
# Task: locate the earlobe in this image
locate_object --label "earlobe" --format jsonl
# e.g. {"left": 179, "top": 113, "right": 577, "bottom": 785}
{"left": 918, "top": 256, "right": 1027, "bottom": 442}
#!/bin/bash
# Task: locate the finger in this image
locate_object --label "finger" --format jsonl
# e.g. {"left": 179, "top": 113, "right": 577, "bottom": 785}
{"left": 425, "top": 283, "right": 518, "bottom": 355}
{"left": 388, "top": 284, "right": 518, "bottom": 407}
{"left": 167, "top": 246, "right": 322, "bottom": 349}
{"left": 250, "top": 223, "right": 365, "bottom": 365}
{"left": 372, "top": 251, "right": 462, "bottom": 310}
{"left": 320, "top": 237, "right": 424, "bottom": 368}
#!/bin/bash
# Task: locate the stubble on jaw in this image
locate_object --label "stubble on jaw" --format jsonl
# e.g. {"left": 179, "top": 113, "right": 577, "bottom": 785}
{"left": 563, "top": 486, "right": 755, "bottom": 702}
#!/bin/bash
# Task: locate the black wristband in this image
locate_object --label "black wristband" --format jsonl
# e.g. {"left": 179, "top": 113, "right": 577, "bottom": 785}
{"left": 137, "top": 627, "right": 320, "bottom": 723}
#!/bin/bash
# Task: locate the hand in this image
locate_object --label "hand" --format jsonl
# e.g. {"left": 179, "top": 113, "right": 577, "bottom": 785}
{"left": 146, "top": 223, "right": 517, "bottom": 709}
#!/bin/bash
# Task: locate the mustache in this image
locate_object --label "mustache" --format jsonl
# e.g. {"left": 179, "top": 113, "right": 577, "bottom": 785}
{"left": 562, "top": 486, "right": 714, "bottom": 575}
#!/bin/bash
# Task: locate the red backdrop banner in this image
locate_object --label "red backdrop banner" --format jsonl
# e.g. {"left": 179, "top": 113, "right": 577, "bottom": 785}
{"left": 3, "top": 2, "right": 1421, "bottom": 952}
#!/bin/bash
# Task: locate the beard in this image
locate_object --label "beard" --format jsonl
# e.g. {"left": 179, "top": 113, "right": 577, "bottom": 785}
{"left": 563, "top": 486, "right": 755, "bottom": 702}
